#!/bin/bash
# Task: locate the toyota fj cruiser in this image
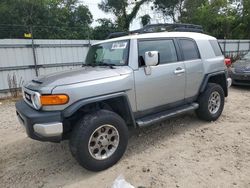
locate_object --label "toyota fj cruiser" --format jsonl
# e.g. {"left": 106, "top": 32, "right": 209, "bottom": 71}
{"left": 16, "top": 24, "right": 231, "bottom": 171}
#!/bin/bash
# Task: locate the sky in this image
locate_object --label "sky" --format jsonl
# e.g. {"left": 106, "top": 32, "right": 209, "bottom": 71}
{"left": 79, "top": 0, "right": 167, "bottom": 31}
{"left": 79, "top": 0, "right": 115, "bottom": 27}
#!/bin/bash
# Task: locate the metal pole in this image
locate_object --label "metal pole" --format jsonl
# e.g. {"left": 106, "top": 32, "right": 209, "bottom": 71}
{"left": 87, "top": 26, "right": 91, "bottom": 47}
{"left": 224, "top": 40, "right": 226, "bottom": 55}
{"left": 237, "top": 40, "right": 240, "bottom": 54}
{"left": 31, "top": 26, "right": 38, "bottom": 76}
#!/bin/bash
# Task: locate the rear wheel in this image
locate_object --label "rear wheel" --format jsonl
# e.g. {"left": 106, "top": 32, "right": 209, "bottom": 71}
{"left": 69, "top": 110, "right": 128, "bottom": 171}
{"left": 196, "top": 83, "right": 225, "bottom": 121}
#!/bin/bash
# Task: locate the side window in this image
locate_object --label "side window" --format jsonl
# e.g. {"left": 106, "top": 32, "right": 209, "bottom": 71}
{"left": 138, "top": 39, "right": 178, "bottom": 66}
{"left": 209, "top": 40, "right": 223, "bottom": 56}
{"left": 179, "top": 39, "right": 200, "bottom": 61}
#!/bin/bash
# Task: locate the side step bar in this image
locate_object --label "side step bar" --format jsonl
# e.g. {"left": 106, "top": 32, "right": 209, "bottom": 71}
{"left": 136, "top": 103, "right": 199, "bottom": 127}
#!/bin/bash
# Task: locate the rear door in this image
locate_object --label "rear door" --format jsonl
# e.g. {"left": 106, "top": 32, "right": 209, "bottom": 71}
{"left": 178, "top": 38, "right": 204, "bottom": 101}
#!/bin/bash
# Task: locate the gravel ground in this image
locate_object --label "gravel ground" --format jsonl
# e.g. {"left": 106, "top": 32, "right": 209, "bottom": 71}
{"left": 0, "top": 87, "right": 250, "bottom": 188}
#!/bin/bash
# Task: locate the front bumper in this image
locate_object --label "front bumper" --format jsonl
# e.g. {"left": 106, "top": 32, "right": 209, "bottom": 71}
{"left": 230, "top": 71, "right": 250, "bottom": 86}
{"left": 227, "top": 78, "right": 232, "bottom": 88}
{"left": 15, "top": 100, "right": 63, "bottom": 142}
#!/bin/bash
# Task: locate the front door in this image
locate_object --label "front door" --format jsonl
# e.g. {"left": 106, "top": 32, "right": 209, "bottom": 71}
{"left": 134, "top": 39, "right": 186, "bottom": 112}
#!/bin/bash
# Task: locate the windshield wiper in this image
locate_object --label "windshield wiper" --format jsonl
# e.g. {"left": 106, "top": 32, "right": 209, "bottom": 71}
{"left": 82, "top": 63, "right": 96, "bottom": 67}
{"left": 97, "top": 62, "right": 116, "bottom": 69}
{"left": 83, "top": 62, "right": 116, "bottom": 69}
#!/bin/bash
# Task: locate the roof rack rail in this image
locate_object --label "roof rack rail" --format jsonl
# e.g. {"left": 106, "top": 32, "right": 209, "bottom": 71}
{"left": 106, "top": 23, "right": 204, "bottom": 39}
{"left": 106, "top": 32, "right": 128, "bottom": 39}
{"left": 131, "top": 23, "right": 204, "bottom": 34}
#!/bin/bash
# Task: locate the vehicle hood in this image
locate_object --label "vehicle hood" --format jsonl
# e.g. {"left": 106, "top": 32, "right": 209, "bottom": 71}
{"left": 25, "top": 66, "right": 132, "bottom": 93}
{"left": 234, "top": 59, "right": 250, "bottom": 73}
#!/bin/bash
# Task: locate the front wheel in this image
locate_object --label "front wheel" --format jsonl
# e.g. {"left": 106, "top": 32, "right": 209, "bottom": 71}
{"left": 196, "top": 83, "right": 225, "bottom": 121}
{"left": 69, "top": 110, "right": 128, "bottom": 171}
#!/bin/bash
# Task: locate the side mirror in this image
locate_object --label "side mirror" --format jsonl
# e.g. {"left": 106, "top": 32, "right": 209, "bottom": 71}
{"left": 144, "top": 51, "right": 159, "bottom": 75}
{"left": 145, "top": 51, "right": 159, "bottom": 67}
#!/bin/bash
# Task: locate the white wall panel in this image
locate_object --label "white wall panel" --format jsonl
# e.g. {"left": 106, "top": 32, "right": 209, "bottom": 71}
{"left": 1, "top": 38, "right": 248, "bottom": 97}
{"left": 0, "top": 39, "right": 100, "bottom": 96}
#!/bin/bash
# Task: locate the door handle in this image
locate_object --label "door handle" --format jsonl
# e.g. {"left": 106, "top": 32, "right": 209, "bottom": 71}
{"left": 174, "top": 67, "right": 185, "bottom": 74}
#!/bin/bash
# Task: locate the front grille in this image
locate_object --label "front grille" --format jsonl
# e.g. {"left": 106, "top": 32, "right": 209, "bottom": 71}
{"left": 24, "top": 91, "right": 32, "bottom": 103}
{"left": 22, "top": 87, "right": 36, "bottom": 108}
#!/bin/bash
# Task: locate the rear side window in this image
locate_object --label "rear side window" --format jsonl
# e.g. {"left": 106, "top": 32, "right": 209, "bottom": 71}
{"left": 209, "top": 40, "right": 223, "bottom": 56}
{"left": 179, "top": 39, "right": 200, "bottom": 60}
{"left": 138, "top": 39, "right": 178, "bottom": 66}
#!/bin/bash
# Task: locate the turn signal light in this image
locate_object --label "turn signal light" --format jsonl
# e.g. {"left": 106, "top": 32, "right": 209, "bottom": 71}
{"left": 40, "top": 94, "right": 69, "bottom": 106}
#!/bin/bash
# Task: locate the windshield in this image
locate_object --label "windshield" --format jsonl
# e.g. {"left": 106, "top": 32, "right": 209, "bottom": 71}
{"left": 85, "top": 40, "right": 130, "bottom": 66}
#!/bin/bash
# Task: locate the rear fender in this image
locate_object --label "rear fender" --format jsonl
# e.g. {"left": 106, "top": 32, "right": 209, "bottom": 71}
{"left": 199, "top": 71, "right": 228, "bottom": 97}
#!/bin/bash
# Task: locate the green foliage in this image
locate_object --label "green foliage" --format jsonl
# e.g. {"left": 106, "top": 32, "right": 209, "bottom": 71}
{"left": 241, "top": 0, "right": 250, "bottom": 38}
{"left": 1, "top": 0, "right": 250, "bottom": 39}
{"left": 98, "top": 0, "right": 149, "bottom": 30}
{"left": 184, "top": 0, "right": 245, "bottom": 39}
{"left": 0, "top": 0, "right": 93, "bottom": 39}
{"left": 141, "top": 14, "right": 151, "bottom": 26}
{"left": 154, "top": 0, "right": 185, "bottom": 22}
{"left": 92, "top": 19, "right": 119, "bottom": 40}
{"left": 181, "top": 0, "right": 233, "bottom": 38}
{"left": 154, "top": 0, "right": 250, "bottom": 39}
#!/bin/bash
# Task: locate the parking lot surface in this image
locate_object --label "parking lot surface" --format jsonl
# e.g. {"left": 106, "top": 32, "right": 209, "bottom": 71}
{"left": 0, "top": 87, "right": 250, "bottom": 188}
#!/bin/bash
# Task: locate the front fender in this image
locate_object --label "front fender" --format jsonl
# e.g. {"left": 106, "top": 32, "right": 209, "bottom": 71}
{"left": 62, "top": 92, "right": 136, "bottom": 127}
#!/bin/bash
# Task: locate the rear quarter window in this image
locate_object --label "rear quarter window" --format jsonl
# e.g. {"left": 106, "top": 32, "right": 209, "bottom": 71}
{"left": 209, "top": 40, "right": 223, "bottom": 56}
{"left": 179, "top": 39, "right": 200, "bottom": 61}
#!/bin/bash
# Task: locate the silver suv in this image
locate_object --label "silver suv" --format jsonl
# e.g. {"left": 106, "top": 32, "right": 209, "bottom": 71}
{"left": 16, "top": 31, "right": 231, "bottom": 171}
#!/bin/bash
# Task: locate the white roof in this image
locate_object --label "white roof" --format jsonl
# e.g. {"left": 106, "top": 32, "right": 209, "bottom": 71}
{"left": 94, "top": 32, "right": 216, "bottom": 45}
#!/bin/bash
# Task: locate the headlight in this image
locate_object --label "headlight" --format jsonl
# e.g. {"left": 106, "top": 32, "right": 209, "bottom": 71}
{"left": 32, "top": 92, "right": 42, "bottom": 110}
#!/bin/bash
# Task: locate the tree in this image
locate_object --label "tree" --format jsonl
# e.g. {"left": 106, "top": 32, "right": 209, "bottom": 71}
{"left": 141, "top": 14, "right": 151, "bottom": 26}
{"left": 153, "top": 0, "right": 247, "bottom": 39}
{"left": 182, "top": 0, "right": 241, "bottom": 39}
{"left": 0, "top": 0, "right": 93, "bottom": 39}
{"left": 153, "top": 0, "right": 185, "bottom": 22}
{"left": 240, "top": 0, "right": 250, "bottom": 38}
{"left": 92, "top": 19, "right": 119, "bottom": 40}
{"left": 0, "top": 0, "right": 49, "bottom": 38}
{"left": 98, "top": 0, "right": 149, "bottom": 31}
{"left": 180, "top": 0, "right": 207, "bottom": 22}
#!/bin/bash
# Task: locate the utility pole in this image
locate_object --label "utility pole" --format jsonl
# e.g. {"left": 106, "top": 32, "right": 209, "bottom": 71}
{"left": 30, "top": 26, "right": 38, "bottom": 76}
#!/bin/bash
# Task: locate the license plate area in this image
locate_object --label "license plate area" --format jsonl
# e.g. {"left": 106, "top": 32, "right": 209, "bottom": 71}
{"left": 24, "top": 92, "right": 32, "bottom": 103}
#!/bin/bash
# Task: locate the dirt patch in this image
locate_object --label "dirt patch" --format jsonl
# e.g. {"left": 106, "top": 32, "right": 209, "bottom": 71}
{"left": 1, "top": 87, "right": 250, "bottom": 188}
{"left": 0, "top": 96, "right": 22, "bottom": 103}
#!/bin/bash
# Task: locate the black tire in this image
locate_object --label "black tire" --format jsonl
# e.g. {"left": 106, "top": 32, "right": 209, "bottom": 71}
{"left": 196, "top": 83, "right": 225, "bottom": 121}
{"left": 69, "top": 110, "right": 128, "bottom": 172}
